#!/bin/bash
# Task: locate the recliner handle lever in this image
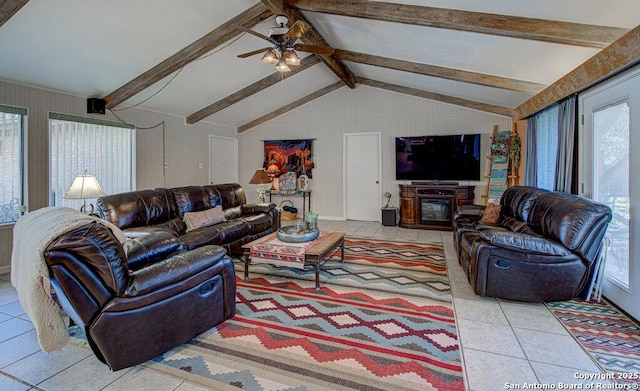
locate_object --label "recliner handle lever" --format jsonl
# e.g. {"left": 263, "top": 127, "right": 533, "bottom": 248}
{"left": 200, "top": 281, "right": 215, "bottom": 294}
{"left": 495, "top": 259, "right": 511, "bottom": 269}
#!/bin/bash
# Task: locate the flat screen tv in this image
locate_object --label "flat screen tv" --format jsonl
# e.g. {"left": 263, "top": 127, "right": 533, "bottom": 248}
{"left": 395, "top": 134, "right": 481, "bottom": 181}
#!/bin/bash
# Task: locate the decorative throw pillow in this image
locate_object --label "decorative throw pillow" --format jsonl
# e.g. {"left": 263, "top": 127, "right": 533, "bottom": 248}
{"left": 183, "top": 205, "right": 226, "bottom": 232}
{"left": 480, "top": 202, "right": 501, "bottom": 224}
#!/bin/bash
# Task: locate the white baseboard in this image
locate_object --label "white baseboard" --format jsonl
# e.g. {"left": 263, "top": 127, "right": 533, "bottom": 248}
{"left": 319, "top": 216, "right": 346, "bottom": 221}
{"left": 0, "top": 265, "right": 11, "bottom": 275}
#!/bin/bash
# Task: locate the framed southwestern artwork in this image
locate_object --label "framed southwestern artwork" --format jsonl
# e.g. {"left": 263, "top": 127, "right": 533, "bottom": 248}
{"left": 263, "top": 139, "right": 315, "bottom": 178}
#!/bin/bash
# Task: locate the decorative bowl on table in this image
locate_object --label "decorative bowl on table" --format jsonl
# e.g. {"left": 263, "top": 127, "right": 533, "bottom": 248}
{"left": 277, "top": 226, "right": 320, "bottom": 243}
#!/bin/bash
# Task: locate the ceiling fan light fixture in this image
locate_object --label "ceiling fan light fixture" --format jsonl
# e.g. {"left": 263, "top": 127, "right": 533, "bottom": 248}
{"left": 275, "top": 57, "right": 291, "bottom": 72}
{"left": 284, "top": 50, "right": 300, "bottom": 66}
{"left": 275, "top": 15, "right": 288, "bottom": 26}
{"left": 261, "top": 48, "right": 278, "bottom": 64}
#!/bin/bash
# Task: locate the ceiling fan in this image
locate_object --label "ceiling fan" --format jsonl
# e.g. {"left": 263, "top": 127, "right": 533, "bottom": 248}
{"left": 236, "top": 15, "right": 335, "bottom": 72}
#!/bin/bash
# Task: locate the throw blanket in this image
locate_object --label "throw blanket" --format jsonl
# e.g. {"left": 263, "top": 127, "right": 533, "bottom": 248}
{"left": 10, "top": 207, "right": 126, "bottom": 352}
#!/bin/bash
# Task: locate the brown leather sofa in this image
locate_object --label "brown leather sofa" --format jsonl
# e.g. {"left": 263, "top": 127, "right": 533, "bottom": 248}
{"left": 453, "top": 186, "right": 612, "bottom": 301}
{"left": 96, "top": 183, "right": 280, "bottom": 255}
{"left": 44, "top": 221, "right": 236, "bottom": 371}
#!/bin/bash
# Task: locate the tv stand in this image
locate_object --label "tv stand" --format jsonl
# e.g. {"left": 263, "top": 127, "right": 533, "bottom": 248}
{"left": 411, "top": 181, "right": 459, "bottom": 186}
{"left": 399, "top": 184, "right": 475, "bottom": 230}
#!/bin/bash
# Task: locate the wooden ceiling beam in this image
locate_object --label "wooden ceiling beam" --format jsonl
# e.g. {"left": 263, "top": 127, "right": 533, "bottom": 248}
{"left": 514, "top": 25, "right": 640, "bottom": 120}
{"left": 104, "top": 4, "right": 273, "bottom": 109}
{"left": 238, "top": 81, "right": 343, "bottom": 133}
{"left": 186, "top": 55, "right": 320, "bottom": 124}
{"left": 288, "top": 0, "right": 628, "bottom": 48}
{"left": 0, "top": 0, "right": 29, "bottom": 28}
{"left": 358, "top": 78, "right": 513, "bottom": 117}
{"left": 334, "top": 49, "right": 545, "bottom": 94}
{"left": 261, "top": 0, "right": 356, "bottom": 88}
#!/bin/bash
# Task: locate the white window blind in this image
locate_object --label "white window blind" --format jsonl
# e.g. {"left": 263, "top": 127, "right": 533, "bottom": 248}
{"left": 0, "top": 105, "right": 26, "bottom": 224}
{"left": 49, "top": 113, "right": 135, "bottom": 211}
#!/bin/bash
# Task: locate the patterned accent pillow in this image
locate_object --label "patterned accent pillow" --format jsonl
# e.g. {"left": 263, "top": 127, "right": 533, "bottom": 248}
{"left": 183, "top": 205, "right": 227, "bottom": 232}
{"left": 481, "top": 202, "right": 502, "bottom": 224}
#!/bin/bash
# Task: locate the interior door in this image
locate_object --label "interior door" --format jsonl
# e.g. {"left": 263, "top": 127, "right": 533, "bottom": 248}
{"left": 209, "top": 135, "right": 238, "bottom": 184}
{"left": 344, "top": 132, "right": 381, "bottom": 221}
{"left": 579, "top": 65, "right": 640, "bottom": 319}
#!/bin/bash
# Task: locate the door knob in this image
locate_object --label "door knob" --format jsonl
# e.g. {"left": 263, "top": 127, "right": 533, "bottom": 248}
{"left": 376, "top": 180, "right": 380, "bottom": 184}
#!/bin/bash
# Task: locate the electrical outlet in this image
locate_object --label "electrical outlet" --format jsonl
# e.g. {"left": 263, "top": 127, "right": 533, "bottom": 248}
{"left": 198, "top": 162, "right": 204, "bottom": 169}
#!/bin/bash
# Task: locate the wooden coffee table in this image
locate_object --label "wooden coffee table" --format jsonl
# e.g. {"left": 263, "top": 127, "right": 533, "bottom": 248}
{"left": 242, "top": 231, "right": 345, "bottom": 290}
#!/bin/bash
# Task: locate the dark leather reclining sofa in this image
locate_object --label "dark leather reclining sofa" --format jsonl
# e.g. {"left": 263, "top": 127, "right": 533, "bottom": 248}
{"left": 453, "top": 186, "right": 612, "bottom": 302}
{"left": 42, "top": 183, "right": 278, "bottom": 370}
{"left": 96, "top": 183, "right": 280, "bottom": 255}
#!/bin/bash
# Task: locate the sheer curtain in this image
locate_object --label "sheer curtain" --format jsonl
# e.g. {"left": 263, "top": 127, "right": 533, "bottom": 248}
{"left": 533, "top": 104, "right": 559, "bottom": 190}
{"left": 524, "top": 97, "right": 577, "bottom": 192}
{"left": 554, "top": 95, "right": 577, "bottom": 193}
{"left": 524, "top": 115, "right": 537, "bottom": 187}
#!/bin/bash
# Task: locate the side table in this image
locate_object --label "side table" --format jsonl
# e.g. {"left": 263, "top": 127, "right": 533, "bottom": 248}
{"left": 266, "top": 189, "right": 312, "bottom": 213}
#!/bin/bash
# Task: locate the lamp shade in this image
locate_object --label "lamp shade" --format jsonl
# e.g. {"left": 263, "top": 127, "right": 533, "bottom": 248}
{"left": 261, "top": 48, "right": 278, "bottom": 64}
{"left": 275, "top": 57, "right": 291, "bottom": 72}
{"left": 249, "top": 168, "right": 272, "bottom": 185}
{"left": 284, "top": 50, "right": 300, "bottom": 66}
{"left": 64, "top": 171, "right": 106, "bottom": 199}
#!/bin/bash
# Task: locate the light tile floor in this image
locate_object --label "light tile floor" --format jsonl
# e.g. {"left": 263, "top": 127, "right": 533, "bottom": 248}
{"left": 0, "top": 220, "right": 617, "bottom": 391}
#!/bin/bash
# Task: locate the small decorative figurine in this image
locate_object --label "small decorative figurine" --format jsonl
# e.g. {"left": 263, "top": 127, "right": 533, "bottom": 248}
{"left": 298, "top": 174, "right": 309, "bottom": 190}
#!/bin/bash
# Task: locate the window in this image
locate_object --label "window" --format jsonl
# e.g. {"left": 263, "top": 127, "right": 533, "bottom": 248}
{"left": 49, "top": 113, "right": 135, "bottom": 211}
{"left": 0, "top": 105, "right": 26, "bottom": 224}
{"left": 534, "top": 104, "right": 559, "bottom": 190}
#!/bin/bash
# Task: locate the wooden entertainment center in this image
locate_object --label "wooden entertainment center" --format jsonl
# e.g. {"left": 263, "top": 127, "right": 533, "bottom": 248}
{"left": 399, "top": 184, "right": 475, "bottom": 230}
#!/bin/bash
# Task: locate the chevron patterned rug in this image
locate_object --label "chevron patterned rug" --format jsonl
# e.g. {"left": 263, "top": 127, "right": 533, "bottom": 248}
{"left": 546, "top": 300, "right": 640, "bottom": 387}
{"left": 146, "top": 237, "right": 464, "bottom": 390}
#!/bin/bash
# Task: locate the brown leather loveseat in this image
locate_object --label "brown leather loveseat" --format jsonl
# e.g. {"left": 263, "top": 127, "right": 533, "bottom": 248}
{"left": 96, "top": 183, "right": 280, "bottom": 255}
{"left": 453, "top": 186, "right": 612, "bottom": 302}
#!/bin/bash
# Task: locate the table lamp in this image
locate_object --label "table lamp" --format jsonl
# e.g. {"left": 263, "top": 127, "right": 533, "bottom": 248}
{"left": 64, "top": 170, "right": 106, "bottom": 213}
{"left": 249, "top": 168, "right": 272, "bottom": 202}
{"left": 265, "top": 159, "right": 281, "bottom": 190}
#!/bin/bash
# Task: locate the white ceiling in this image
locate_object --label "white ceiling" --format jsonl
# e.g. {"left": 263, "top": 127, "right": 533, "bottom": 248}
{"left": 1, "top": 0, "right": 638, "bottom": 129}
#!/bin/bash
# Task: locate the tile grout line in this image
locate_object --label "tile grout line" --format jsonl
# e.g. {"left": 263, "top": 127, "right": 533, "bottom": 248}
{"left": 0, "top": 368, "right": 44, "bottom": 390}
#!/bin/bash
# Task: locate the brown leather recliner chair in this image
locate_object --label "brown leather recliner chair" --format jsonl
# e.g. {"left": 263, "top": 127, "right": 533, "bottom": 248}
{"left": 44, "top": 221, "right": 236, "bottom": 371}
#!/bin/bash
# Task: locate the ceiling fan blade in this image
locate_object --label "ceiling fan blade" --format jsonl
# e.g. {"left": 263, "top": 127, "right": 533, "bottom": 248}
{"left": 236, "top": 25, "right": 275, "bottom": 44}
{"left": 284, "top": 20, "right": 311, "bottom": 42}
{"left": 237, "top": 48, "right": 272, "bottom": 58}
{"left": 293, "top": 44, "right": 335, "bottom": 56}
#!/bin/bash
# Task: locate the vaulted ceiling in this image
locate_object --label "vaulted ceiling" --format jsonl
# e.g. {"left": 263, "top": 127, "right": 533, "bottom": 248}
{"left": 1, "top": 0, "right": 639, "bottom": 132}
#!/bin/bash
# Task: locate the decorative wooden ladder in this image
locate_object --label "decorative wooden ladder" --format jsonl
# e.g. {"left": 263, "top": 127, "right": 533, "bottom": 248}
{"left": 482, "top": 124, "right": 520, "bottom": 205}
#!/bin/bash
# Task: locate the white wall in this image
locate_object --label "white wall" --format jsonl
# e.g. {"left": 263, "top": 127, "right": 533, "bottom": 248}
{"left": 238, "top": 85, "right": 513, "bottom": 219}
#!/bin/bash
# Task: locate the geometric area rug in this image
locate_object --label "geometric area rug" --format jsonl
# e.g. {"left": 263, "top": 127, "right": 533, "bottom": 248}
{"left": 546, "top": 299, "right": 640, "bottom": 387}
{"left": 145, "top": 237, "right": 465, "bottom": 390}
